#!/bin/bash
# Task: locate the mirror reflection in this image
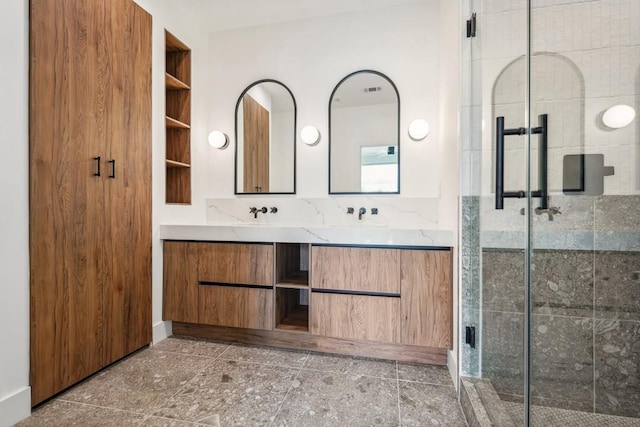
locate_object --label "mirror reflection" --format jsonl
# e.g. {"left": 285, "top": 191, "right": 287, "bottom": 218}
{"left": 329, "top": 70, "right": 400, "bottom": 194}
{"left": 235, "top": 80, "right": 296, "bottom": 194}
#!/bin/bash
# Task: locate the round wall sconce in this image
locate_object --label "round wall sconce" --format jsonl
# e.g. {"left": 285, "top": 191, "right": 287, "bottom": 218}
{"left": 208, "top": 131, "right": 229, "bottom": 149}
{"left": 408, "top": 119, "right": 430, "bottom": 140}
{"left": 301, "top": 125, "right": 320, "bottom": 146}
{"left": 602, "top": 105, "right": 636, "bottom": 129}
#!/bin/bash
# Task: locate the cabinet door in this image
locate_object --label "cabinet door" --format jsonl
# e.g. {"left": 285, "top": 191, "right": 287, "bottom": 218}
{"left": 199, "top": 285, "right": 273, "bottom": 330}
{"left": 163, "top": 242, "right": 199, "bottom": 323}
{"left": 310, "top": 293, "right": 400, "bottom": 343}
{"left": 103, "top": 0, "right": 152, "bottom": 365}
{"left": 29, "top": 0, "right": 108, "bottom": 405}
{"left": 401, "top": 250, "right": 452, "bottom": 348}
{"left": 311, "top": 246, "right": 400, "bottom": 294}
{"left": 198, "top": 242, "right": 273, "bottom": 286}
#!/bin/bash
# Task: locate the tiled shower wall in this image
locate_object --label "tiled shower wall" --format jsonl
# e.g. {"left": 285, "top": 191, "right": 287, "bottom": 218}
{"left": 479, "top": 195, "right": 640, "bottom": 418}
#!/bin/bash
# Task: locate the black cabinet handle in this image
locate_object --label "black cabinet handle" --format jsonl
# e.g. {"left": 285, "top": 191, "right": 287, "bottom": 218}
{"left": 108, "top": 159, "right": 116, "bottom": 179}
{"left": 93, "top": 156, "right": 101, "bottom": 177}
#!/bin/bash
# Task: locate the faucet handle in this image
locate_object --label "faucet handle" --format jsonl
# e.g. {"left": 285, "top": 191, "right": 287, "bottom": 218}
{"left": 270, "top": 207, "right": 278, "bottom": 214}
{"left": 249, "top": 207, "right": 258, "bottom": 213}
{"left": 260, "top": 207, "right": 268, "bottom": 214}
{"left": 347, "top": 207, "right": 354, "bottom": 214}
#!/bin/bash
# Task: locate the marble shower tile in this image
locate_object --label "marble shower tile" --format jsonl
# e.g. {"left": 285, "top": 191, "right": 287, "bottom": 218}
{"left": 153, "top": 360, "right": 297, "bottom": 424}
{"left": 595, "top": 196, "right": 640, "bottom": 232}
{"left": 272, "top": 369, "right": 399, "bottom": 426}
{"left": 595, "top": 251, "right": 640, "bottom": 321}
{"left": 17, "top": 401, "right": 145, "bottom": 426}
{"left": 482, "top": 249, "right": 525, "bottom": 312}
{"left": 302, "top": 353, "right": 396, "bottom": 379}
{"left": 461, "top": 255, "right": 481, "bottom": 311}
{"left": 399, "top": 382, "right": 466, "bottom": 426}
{"left": 152, "top": 337, "right": 231, "bottom": 359}
{"left": 220, "top": 344, "right": 309, "bottom": 368}
{"left": 61, "top": 350, "right": 209, "bottom": 414}
{"left": 481, "top": 311, "right": 524, "bottom": 396}
{"left": 532, "top": 250, "right": 594, "bottom": 317}
{"left": 595, "top": 319, "right": 640, "bottom": 418}
{"left": 397, "top": 363, "right": 452, "bottom": 386}
{"left": 531, "top": 315, "right": 594, "bottom": 407}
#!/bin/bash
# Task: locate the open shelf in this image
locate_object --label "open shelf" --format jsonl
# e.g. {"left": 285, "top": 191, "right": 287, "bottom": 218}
{"left": 166, "top": 116, "right": 190, "bottom": 129}
{"left": 166, "top": 73, "right": 190, "bottom": 90}
{"left": 165, "top": 30, "right": 191, "bottom": 204}
{"left": 276, "top": 287, "right": 309, "bottom": 332}
{"left": 166, "top": 159, "right": 191, "bottom": 168}
{"left": 276, "top": 243, "right": 309, "bottom": 287}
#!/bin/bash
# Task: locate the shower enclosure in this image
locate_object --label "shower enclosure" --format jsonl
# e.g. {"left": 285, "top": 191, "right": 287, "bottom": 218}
{"left": 460, "top": 0, "right": 640, "bottom": 425}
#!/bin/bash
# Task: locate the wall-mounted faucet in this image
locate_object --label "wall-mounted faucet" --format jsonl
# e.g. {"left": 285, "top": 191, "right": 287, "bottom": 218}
{"left": 249, "top": 206, "right": 267, "bottom": 219}
{"left": 358, "top": 207, "right": 367, "bottom": 220}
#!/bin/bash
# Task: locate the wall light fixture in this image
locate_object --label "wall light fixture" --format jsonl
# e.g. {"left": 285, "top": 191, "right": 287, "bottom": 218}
{"left": 408, "top": 119, "right": 430, "bottom": 140}
{"left": 208, "top": 131, "right": 229, "bottom": 149}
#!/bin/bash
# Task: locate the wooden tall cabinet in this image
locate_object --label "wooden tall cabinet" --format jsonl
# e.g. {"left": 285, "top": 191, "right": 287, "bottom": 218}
{"left": 29, "top": 0, "right": 152, "bottom": 405}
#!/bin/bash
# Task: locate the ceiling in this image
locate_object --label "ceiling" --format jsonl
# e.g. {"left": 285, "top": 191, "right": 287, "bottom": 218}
{"left": 183, "top": 0, "right": 421, "bottom": 32}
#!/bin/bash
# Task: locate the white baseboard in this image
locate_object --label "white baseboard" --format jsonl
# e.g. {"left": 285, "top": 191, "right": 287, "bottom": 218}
{"left": 447, "top": 349, "right": 459, "bottom": 392}
{"left": 0, "top": 386, "right": 31, "bottom": 427}
{"left": 152, "top": 320, "right": 172, "bottom": 345}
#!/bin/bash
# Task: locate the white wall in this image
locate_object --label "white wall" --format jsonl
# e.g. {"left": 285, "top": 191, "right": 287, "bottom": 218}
{"left": 133, "top": 0, "right": 210, "bottom": 344}
{"left": 205, "top": 1, "right": 456, "bottom": 201}
{"left": 0, "top": 1, "right": 30, "bottom": 424}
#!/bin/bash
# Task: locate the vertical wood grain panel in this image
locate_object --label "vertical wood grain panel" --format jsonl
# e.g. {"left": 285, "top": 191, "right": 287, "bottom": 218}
{"left": 102, "top": 0, "right": 152, "bottom": 365}
{"left": 163, "top": 242, "right": 199, "bottom": 323}
{"left": 311, "top": 246, "right": 400, "bottom": 294}
{"left": 30, "top": 0, "right": 106, "bottom": 405}
{"left": 400, "top": 250, "right": 452, "bottom": 348}
{"left": 310, "top": 293, "right": 400, "bottom": 343}
{"left": 199, "top": 286, "right": 273, "bottom": 330}
{"left": 198, "top": 243, "right": 273, "bottom": 286}
{"left": 242, "top": 94, "right": 270, "bottom": 193}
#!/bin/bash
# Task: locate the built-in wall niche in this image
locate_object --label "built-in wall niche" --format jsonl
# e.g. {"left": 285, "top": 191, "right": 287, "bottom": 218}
{"left": 275, "top": 243, "right": 309, "bottom": 332}
{"left": 165, "top": 30, "right": 192, "bottom": 204}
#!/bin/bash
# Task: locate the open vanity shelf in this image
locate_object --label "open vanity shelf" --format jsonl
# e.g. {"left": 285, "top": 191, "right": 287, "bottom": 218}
{"left": 165, "top": 30, "right": 191, "bottom": 204}
{"left": 275, "top": 243, "right": 310, "bottom": 332}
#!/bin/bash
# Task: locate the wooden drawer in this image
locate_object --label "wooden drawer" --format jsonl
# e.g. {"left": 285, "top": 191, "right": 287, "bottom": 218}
{"left": 400, "top": 250, "right": 452, "bottom": 348}
{"left": 198, "top": 284, "right": 273, "bottom": 330}
{"left": 311, "top": 246, "right": 400, "bottom": 294}
{"left": 198, "top": 242, "right": 273, "bottom": 286}
{"left": 163, "top": 241, "right": 199, "bottom": 323}
{"left": 310, "top": 293, "right": 400, "bottom": 343}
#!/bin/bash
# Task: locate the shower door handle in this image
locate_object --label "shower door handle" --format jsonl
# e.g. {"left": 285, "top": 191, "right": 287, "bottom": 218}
{"left": 495, "top": 115, "right": 548, "bottom": 210}
{"left": 495, "top": 117, "right": 526, "bottom": 209}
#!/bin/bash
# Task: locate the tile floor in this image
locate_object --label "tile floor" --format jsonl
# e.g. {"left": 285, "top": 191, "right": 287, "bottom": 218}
{"left": 17, "top": 337, "right": 467, "bottom": 426}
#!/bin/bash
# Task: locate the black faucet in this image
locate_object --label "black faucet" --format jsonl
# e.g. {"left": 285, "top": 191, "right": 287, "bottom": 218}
{"left": 358, "top": 207, "right": 366, "bottom": 220}
{"left": 249, "top": 206, "right": 267, "bottom": 219}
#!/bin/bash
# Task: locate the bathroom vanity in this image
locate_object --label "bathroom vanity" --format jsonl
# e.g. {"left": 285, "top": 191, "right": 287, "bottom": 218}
{"left": 161, "top": 225, "right": 453, "bottom": 365}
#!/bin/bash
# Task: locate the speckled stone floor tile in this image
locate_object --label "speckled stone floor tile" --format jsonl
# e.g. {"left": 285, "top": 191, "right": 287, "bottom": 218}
{"left": 397, "top": 363, "right": 452, "bottom": 386}
{"left": 151, "top": 337, "right": 231, "bottom": 359}
{"left": 137, "top": 415, "right": 196, "bottom": 426}
{"left": 272, "top": 369, "right": 400, "bottom": 426}
{"left": 302, "top": 352, "right": 397, "bottom": 379}
{"left": 399, "top": 382, "right": 466, "bottom": 426}
{"left": 16, "top": 400, "right": 146, "bottom": 426}
{"left": 60, "top": 349, "right": 210, "bottom": 414}
{"left": 152, "top": 360, "right": 297, "bottom": 425}
{"left": 219, "top": 343, "right": 309, "bottom": 368}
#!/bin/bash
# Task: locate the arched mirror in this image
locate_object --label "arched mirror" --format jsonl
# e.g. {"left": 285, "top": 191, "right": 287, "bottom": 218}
{"left": 329, "top": 70, "right": 400, "bottom": 194}
{"left": 235, "top": 80, "right": 296, "bottom": 194}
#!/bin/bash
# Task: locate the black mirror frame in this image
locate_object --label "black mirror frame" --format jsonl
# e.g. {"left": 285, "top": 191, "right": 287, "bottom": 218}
{"left": 328, "top": 69, "right": 401, "bottom": 195}
{"left": 234, "top": 79, "right": 297, "bottom": 195}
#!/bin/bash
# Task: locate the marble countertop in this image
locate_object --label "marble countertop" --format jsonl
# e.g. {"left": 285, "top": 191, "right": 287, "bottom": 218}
{"left": 159, "top": 224, "right": 454, "bottom": 248}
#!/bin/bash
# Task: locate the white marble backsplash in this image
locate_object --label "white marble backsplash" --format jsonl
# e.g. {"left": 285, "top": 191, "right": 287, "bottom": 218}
{"left": 206, "top": 197, "right": 440, "bottom": 229}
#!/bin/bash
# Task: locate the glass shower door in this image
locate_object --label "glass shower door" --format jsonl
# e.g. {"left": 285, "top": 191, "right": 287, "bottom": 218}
{"left": 528, "top": 0, "right": 640, "bottom": 424}
{"left": 461, "top": 0, "right": 640, "bottom": 425}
